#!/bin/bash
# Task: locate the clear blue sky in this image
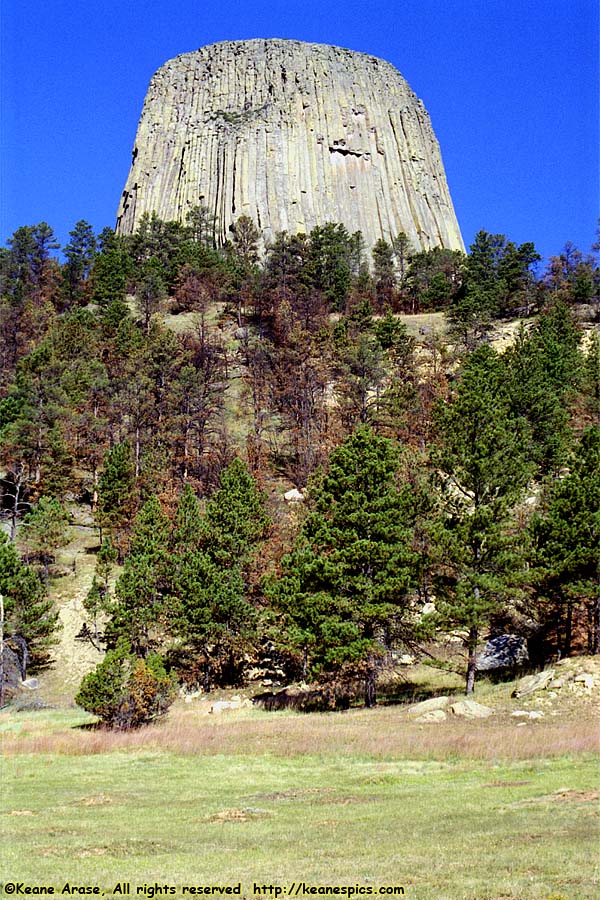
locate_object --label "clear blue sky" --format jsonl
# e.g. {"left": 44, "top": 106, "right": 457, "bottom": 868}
{"left": 1, "top": 0, "right": 598, "bottom": 262}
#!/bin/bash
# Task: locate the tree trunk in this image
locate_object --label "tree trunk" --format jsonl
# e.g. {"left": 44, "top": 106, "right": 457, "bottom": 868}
{"left": 9, "top": 466, "right": 24, "bottom": 542}
{"left": 564, "top": 601, "right": 573, "bottom": 657}
{"left": 203, "top": 643, "right": 212, "bottom": 692}
{"left": 135, "top": 427, "right": 141, "bottom": 478}
{"left": 364, "top": 657, "right": 377, "bottom": 708}
{"left": 592, "top": 585, "right": 600, "bottom": 655}
{"left": 302, "top": 645, "right": 309, "bottom": 681}
{"left": 465, "top": 625, "right": 478, "bottom": 695}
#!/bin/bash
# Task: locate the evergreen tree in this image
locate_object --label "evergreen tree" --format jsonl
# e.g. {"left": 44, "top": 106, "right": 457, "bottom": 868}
{"left": 63, "top": 220, "right": 97, "bottom": 305}
{"left": 202, "top": 458, "right": 270, "bottom": 568}
{"left": 90, "top": 235, "right": 132, "bottom": 307}
{"left": 503, "top": 302, "right": 582, "bottom": 472}
{"left": 230, "top": 215, "right": 260, "bottom": 266}
{"left": 431, "top": 345, "right": 532, "bottom": 693}
{"left": 306, "top": 222, "right": 353, "bottom": 311}
{"left": 1, "top": 223, "right": 60, "bottom": 304}
{"left": 530, "top": 426, "right": 600, "bottom": 655}
{"left": 0, "top": 532, "right": 59, "bottom": 666}
{"left": 75, "top": 641, "right": 176, "bottom": 729}
{"left": 96, "top": 442, "right": 137, "bottom": 558}
{"left": 170, "top": 544, "right": 251, "bottom": 688}
{"left": 405, "top": 247, "right": 464, "bottom": 313}
{"left": 21, "top": 496, "right": 70, "bottom": 583}
{"left": 169, "top": 482, "right": 259, "bottom": 688}
{"left": 171, "top": 483, "right": 204, "bottom": 553}
{"left": 582, "top": 330, "right": 600, "bottom": 423}
{"left": 107, "top": 496, "right": 171, "bottom": 655}
{"left": 337, "top": 332, "right": 387, "bottom": 430}
{"left": 268, "top": 427, "right": 417, "bottom": 706}
{"left": 372, "top": 239, "right": 396, "bottom": 310}
{"left": 1, "top": 343, "right": 72, "bottom": 496}
{"left": 136, "top": 257, "right": 166, "bottom": 334}
{"left": 186, "top": 204, "right": 218, "bottom": 248}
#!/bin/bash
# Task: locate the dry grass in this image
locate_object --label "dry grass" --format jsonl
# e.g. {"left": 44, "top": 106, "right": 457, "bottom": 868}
{"left": 2, "top": 702, "right": 598, "bottom": 760}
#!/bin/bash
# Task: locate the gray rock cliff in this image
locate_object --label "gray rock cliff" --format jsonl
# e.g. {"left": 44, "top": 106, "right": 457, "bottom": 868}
{"left": 116, "top": 39, "right": 464, "bottom": 253}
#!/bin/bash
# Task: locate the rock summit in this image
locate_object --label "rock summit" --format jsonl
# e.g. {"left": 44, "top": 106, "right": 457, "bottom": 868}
{"left": 117, "top": 39, "right": 464, "bottom": 253}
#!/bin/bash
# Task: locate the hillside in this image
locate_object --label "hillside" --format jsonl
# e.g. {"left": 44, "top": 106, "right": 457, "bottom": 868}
{"left": 1, "top": 213, "right": 599, "bottom": 717}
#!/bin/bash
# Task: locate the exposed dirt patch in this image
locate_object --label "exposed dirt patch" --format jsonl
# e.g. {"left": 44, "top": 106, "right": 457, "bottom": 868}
{"left": 208, "top": 807, "right": 272, "bottom": 822}
{"left": 77, "top": 794, "right": 113, "bottom": 806}
{"left": 254, "top": 787, "right": 333, "bottom": 801}
{"left": 514, "top": 788, "right": 600, "bottom": 806}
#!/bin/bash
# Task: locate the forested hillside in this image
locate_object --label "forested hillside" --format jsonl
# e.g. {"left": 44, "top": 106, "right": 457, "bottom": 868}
{"left": 1, "top": 212, "right": 598, "bottom": 718}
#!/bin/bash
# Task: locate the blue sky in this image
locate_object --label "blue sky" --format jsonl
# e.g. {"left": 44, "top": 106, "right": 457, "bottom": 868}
{"left": 1, "top": 0, "right": 598, "bottom": 262}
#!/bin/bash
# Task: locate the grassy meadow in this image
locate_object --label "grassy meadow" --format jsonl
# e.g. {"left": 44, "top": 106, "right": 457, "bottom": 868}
{"left": 1, "top": 700, "right": 599, "bottom": 900}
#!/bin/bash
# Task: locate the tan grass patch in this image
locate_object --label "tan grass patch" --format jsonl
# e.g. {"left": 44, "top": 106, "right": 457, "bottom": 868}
{"left": 3, "top": 703, "right": 598, "bottom": 761}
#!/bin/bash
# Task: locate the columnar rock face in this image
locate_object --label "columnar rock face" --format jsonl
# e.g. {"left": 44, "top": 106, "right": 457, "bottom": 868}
{"left": 116, "top": 39, "right": 464, "bottom": 253}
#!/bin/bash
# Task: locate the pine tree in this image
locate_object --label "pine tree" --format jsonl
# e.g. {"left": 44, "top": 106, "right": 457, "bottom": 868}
{"left": 96, "top": 442, "right": 137, "bottom": 558}
{"left": 268, "top": 427, "right": 417, "bottom": 706}
{"left": 63, "top": 220, "right": 97, "bottom": 305}
{"left": 504, "top": 302, "right": 582, "bottom": 473}
{"left": 169, "top": 482, "right": 258, "bottom": 688}
{"left": 531, "top": 426, "right": 600, "bottom": 655}
{"left": 201, "top": 458, "right": 270, "bottom": 568}
{"left": 21, "top": 496, "right": 70, "bottom": 582}
{"left": 431, "top": 345, "right": 532, "bottom": 693}
{"left": 75, "top": 640, "right": 176, "bottom": 729}
{"left": 107, "top": 496, "right": 171, "bottom": 655}
{"left": 0, "top": 532, "right": 59, "bottom": 666}
{"left": 171, "top": 483, "right": 204, "bottom": 553}
{"left": 372, "top": 239, "right": 396, "bottom": 310}
{"left": 582, "top": 330, "right": 600, "bottom": 423}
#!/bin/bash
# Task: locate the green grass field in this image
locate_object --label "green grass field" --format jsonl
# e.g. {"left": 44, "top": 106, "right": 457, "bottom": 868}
{"left": 1, "top": 703, "right": 598, "bottom": 900}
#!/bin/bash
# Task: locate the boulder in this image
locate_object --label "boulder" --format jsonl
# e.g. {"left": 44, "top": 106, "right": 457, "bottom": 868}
{"left": 512, "top": 669, "right": 555, "bottom": 698}
{"left": 548, "top": 674, "right": 574, "bottom": 690}
{"left": 511, "top": 709, "right": 544, "bottom": 720}
{"left": 406, "top": 696, "right": 450, "bottom": 717}
{"left": 449, "top": 699, "right": 494, "bottom": 719}
{"left": 574, "top": 673, "right": 595, "bottom": 691}
{"left": 209, "top": 699, "right": 253, "bottom": 714}
{"left": 476, "top": 634, "right": 529, "bottom": 672}
{"left": 283, "top": 489, "right": 304, "bottom": 503}
{"left": 1, "top": 645, "right": 24, "bottom": 702}
{"left": 397, "top": 654, "right": 415, "bottom": 666}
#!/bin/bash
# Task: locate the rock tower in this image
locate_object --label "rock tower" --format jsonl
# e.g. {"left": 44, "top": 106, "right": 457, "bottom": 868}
{"left": 116, "top": 39, "right": 464, "bottom": 253}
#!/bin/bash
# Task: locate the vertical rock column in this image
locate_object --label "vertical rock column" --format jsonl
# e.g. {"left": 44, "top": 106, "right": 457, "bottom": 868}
{"left": 116, "top": 39, "right": 464, "bottom": 254}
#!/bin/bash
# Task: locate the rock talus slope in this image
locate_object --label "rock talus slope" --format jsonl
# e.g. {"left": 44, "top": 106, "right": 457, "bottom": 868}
{"left": 116, "top": 39, "right": 464, "bottom": 253}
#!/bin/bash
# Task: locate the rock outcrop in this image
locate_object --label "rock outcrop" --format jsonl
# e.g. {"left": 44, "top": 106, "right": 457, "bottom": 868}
{"left": 116, "top": 39, "right": 464, "bottom": 254}
{"left": 476, "top": 634, "right": 529, "bottom": 673}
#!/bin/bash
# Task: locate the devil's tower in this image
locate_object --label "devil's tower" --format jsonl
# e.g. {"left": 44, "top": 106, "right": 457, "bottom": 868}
{"left": 116, "top": 39, "right": 463, "bottom": 253}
